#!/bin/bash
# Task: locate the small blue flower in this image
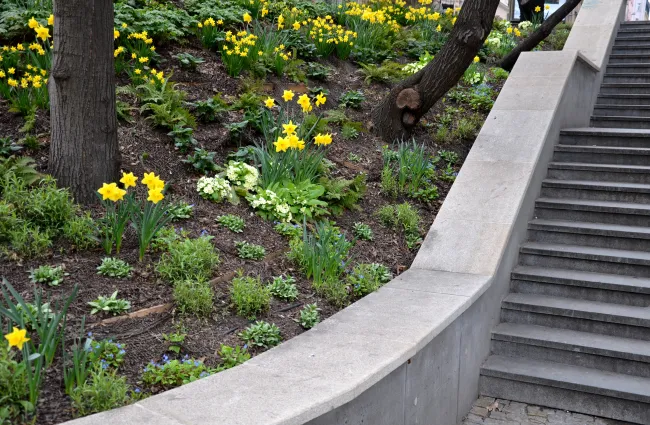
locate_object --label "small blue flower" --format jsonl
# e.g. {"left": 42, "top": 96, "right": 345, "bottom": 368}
{"left": 87, "top": 332, "right": 93, "bottom": 337}
{"left": 135, "top": 388, "right": 141, "bottom": 393}
{"left": 201, "top": 229, "right": 208, "bottom": 236}
{"left": 243, "top": 344, "right": 248, "bottom": 350}
{"left": 119, "top": 349, "right": 126, "bottom": 355}
{"left": 194, "top": 360, "right": 200, "bottom": 367}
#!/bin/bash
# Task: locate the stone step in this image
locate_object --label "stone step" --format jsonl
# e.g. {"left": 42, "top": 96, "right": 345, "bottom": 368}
{"left": 541, "top": 179, "right": 650, "bottom": 203}
{"left": 519, "top": 241, "right": 650, "bottom": 279}
{"left": 593, "top": 104, "right": 650, "bottom": 117}
{"left": 491, "top": 323, "right": 650, "bottom": 377}
{"left": 591, "top": 115, "right": 650, "bottom": 129}
{"left": 479, "top": 355, "right": 650, "bottom": 423}
{"left": 615, "top": 35, "right": 650, "bottom": 45}
{"left": 609, "top": 54, "right": 650, "bottom": 64}
{"left": 552, "top": 144, "right": 650, "bottom": 165}
{"left": 527, "top": 218, "right": 650, "bottom": 253}
{"left": 559, "top": 128, "right": 650, "bottom": 147}
{"left": 602, "top": 73, "right": 650, "bottom": 83}
{"left": 511, "top": 265, "right": 650, "bottom": 306}
{"left": 596, "top": 93, "right": 650, "bottom": 105}
{"left": 534, "top": 197, "right": 650, "bottom": 227}
{"left": 606, "top": 63, "right": 650, "bottom": 74}
{"left": 547, "top": 162, "right": 650, "bottom": 183}
{"left": 611, "top": 45, "right": 650, "bottom": 55}
{"left": 501, "top": 292, "right": 650, "bottom": 339}
{"left": 600, "top": 83, "right": 650, "bottom": 94}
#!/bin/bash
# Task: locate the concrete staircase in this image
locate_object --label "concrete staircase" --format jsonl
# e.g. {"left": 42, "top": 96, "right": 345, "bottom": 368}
{"left": 478, "top": 21, "right": 650, "bottom": 424}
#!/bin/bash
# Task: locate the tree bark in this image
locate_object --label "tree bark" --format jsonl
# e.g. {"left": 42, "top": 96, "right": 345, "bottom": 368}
{"left": 500, "top": 0, "right": 582, "bottom": 71}
{"left": 49, "top": 0, "right": 119, "bottom": 204}
{"left": 371, "top": 0, "right": 501, "bottom": 143}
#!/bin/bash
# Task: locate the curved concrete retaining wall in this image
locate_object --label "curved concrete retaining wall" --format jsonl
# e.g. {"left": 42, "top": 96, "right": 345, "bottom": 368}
{"left": 65, "top": 2, "right": 625, "bottom": 425}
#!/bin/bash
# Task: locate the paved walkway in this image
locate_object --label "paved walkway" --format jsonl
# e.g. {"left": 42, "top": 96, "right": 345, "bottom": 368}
{"left": 460, "top": 397, "right": 632, "bottom": 425}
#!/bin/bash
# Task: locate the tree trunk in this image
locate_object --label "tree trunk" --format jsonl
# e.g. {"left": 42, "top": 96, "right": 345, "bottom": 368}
{"left": 49, "top": 0, "right": 119, "bottom": 204}
{"left": 518, "top": 0, "right": 545, "bottom": 22}
{"left": 371, "top": 0, "right": 501, "bottom": 143}
{"left": 500, "top": 0, "right": 582, "bottom": 71}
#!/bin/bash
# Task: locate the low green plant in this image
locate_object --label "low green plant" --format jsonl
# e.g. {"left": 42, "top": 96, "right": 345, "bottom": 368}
{"left": 319, "top": 174, "right": 367, "bottom": 215}
{"left": 358, "top": 61, "right": 408, "bottom": 84}
{"left": 297, "top": 303, "right": 320, "bottom": 329}
{"left": 339, "top": 90, "right": 365, "bottom": 109}
{"left": 62, "top": 330, "right": 92, "bottom": 396}
{"left": 487, "top": 67, "right": 509, "bottom": 82}
{"left": 88, "top": 291, "right": 131, "bottom": 316}
{"left": 150, "top": 226, "right": 186, "bottom": 252}
{"left": 239, "top": 321, "right": 281, "bottom": 348}
{"left": 87, "top": 339, "right": 126, "bottom": 371}
{"left": 267, "top": 275, "right": 298, "bottom": 301}
{"left": 184, "top": 148, "right": 218, "bottom": 174}
{"left": 381, "top": 142, "right": 439, "bottom": 202}
{"left": 352, "top": 222, "right": 373, "bottom": 241}
{"left": 217, "top": 344, "right": 250, "bottom": 370}
{"left": 230, "top": 273, "right": 270, "bottom": 319}
{"left": 63, "top": 213, "right": 99, "bottom": 250}
{"left": 193, "top": 94, "right": 230, "bottom": 122}
{"left": 167, "top": 201, "right": 194, "bottom": 221}
{"left": 216, "top": 215, "right": 245, "bottom": 233}
{"left": 0, "top": 137, "right": 22, "bottom": 157}
{"left": 29, "top": 265, "right": 66, "bottom": 287}
{"left": 163, "top": 329, "right": 186, "bottom": 354}
{"left": 69, "top": 368, "right": 130, "bottom": 417}
{"left": 438, "top": 150, "right": 459, "bottom": 165}
{"left": 6, "top": 224, "right": 52, "bottom": 258}
{"left": 377, "top": 203, "right": 422, "bottom": 249}
{"left": 347, "top": 263, "right": 392, "bottom": 296}
{"left": 0, "top": 344, "right": 32, "bottom": 424}
{"left": 167, "top": 126, "right": 197, "bottom": 153}
{"left": 305, "top": 62, "right": 332, "bottom": 80}
{"left": 96, "top": 258, "right": 132, "bottom": 279}
{"left": 341, "top": 122, "right": 360, "bottom": 140}
{"left": 235, "top": 241, "right": 266, "bottom": 260}
{"left": 156, "top": 235, "right": 220, "bottom": 284}
{"left": 274, "top": 222, "right": 302, "bottom": 239}
{"left": 348, "top": 153, "right": 362, "bottom": 163}
{"left": 141, "top": 357, "right": 213, "bottom": 391}
{"left": 453, "top": 116, "right": 481, "bottom": 140}
{"left": 174, "top": 52, "right": 205, "bottom": 71}
{"left": 22, "top": 177, "right": 76, "bottom": 233}
{"left": 173, "top": 278, "right": 214, "bottom": 317}
{"left": 247, "top": 181, "right": 329, "bottom": 222}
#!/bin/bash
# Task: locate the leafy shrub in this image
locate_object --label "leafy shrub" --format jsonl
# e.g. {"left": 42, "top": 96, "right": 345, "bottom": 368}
{"left": 22, "top": 178, "right": 76, "bottom": 233}
{"left": 217, "top": 344, "right": 250, "bottom": 370}
{"left": 230, "top": 273, "right": 270, "bottom": 319}
{"left": 347, "top": 263, "right": 392, "bottom": 296}
{"left": 358, "top": 61, "right": 408, "bottom": 84}
{"left": 174, "top": 52, "right": 205, "bottom": 71}
{"left": 87, "top": 339, "right": 126, "bottom": 370}
{"left": 193, "top": 95, "right": 230, "bottom": 123}
{"left": 297, "top": 303, "right": 319, "bottom": 329}
{"left": 156, "top": 236, "right": 220, "bottom": 284}
{"left": 150, "top": 226, "right": 185, "bottom": 252}
{"left": 305, "top": 62, "right": 332, "bottom": 80}
{"left": 453, "top": 115, "right": 481, "bottom": 140}
{"left": 267, "top": 275, "right": 298, "bottom": 301}
{"left": 247, "top": 181, "right": 328, "bottom": 223}
{"left": 29, "top": 265, "right": 66, "bottom": 287}
{"left": 239, "top": 321, "right": 281, "bottom": 348}
{"left": 6, "top": 223, "right": 52, "bottom": 258}
{"left": 63, "top": 213, "right": 98, "bottom": 250}
{"left": 130, "top": 78, "right": 196, "bottom": 130}
{"left": 235, "top": 241, "right": 266, "bottom": 260}
{"left": 141, "top": 356, "right": 213, "bottom": 391}
{"left": 318, "top": 174, "right": 366, "bottom": 215}
{"left": 467, "top": 84, "right": 495, "bottom": 112}
{"left": 114, "top": 3, "right": 195, "bottom": 43}
{"left": 96, "top": 258, "right": 132, "bottom": 279}
{"left": 548, "top": 23, "right": 572, "bottom": 50}
{"left": 163, "top": 329, "right": 186, "bottom": 354}
{"left": 0, "top": 201, "right": 21, "bottom": 242}
{"left": 352, "top": 222, "right": 373, "bottom": 241}
{"left": 339, "top": 90, "right": 365, "bottom": 109}
{"left": 438, "top": 150, "right": 459, "bottom": 165}
{"left": 216, "top": 214, "right": 245, "bottom": 233}
{"left": 184, "top": 148, "right": 218, "bottom": 174}
{"left": 173, "top": 278, "right": 214, "bottom": 317}
{"left": 167, "top": 126, "right": 197, "bottom": 153}
{"left": 70, "top": 369, "right": 130, "bottom": 417}
{"left": 88, "top": 291, "right": 131, "bottom": 316}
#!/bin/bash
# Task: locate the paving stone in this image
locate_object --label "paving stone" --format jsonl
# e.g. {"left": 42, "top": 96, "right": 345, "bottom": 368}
{"left": 527, "top": 406, "right": 549, "bottom": 418}
{"left": 475, "top": 397, "right": 497, "bottom": 408}
{"left": 471, "top": 406, "right": 489, "bottom": 418}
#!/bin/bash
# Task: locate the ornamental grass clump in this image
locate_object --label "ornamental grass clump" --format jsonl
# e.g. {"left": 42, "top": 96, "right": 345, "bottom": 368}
{"left": 230, "top": 273, "right": 270, "bottom": 319}
{"left": 173, "top": 278, "right": 214, "bottom": 318}
{"left": 156, "top": 235, "right": 220, "bottom": 284}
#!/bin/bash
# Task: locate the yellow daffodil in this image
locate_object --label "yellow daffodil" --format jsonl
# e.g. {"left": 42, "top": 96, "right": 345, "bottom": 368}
{"left": 7, "top": 78, "right": 17, "bottom": 87}
{"left": 121, "top": 22, "right": 128, "bottom": 28}
{"left": 436, "top": 24, "right": 441, "bottom": 32}
{"left": 545, "top": 4, "right": 550, "bottom": 9}
{"left": 120, "top": 172, "right": 138, "bottom": 188}
{"left": 134, "top": 69, "right": 141, "bottom": 75}
{"left": 198, "top": 22, "right": 203, "bottom": 28}
{"left": 98, "top": 182, "right": 117, "bottom": 201}
{"left": 5, "top": 327, "right": 30, "bottom": 350}
{"left": 514, "top": 28, "right": 521, "bottom": 37}
{"left": 217, "top": 19, "right": 224, "bottom": 25}
{"left": 48, "top": 14, "right": 54, "bottom": 26}
{"left": 142, "top": 172, "right": 165, "bottom": 190}
{"left": 314, "top": 133, "right": 333, "bottom": 146}
{"left": 507, "top": 27, "right": 513, "bottom": 34}
{"left": 282, "top": 89, "right": 295, "bottom": 102}
{"left": 243, "top": 13, "right": 252, "bottom": 23}
{"left": 297, "top": 94, "right": 312, "bottom": 113}
{"left": 274, "top": 136, "right": 290, "bottom": 152}
{"left": 109, "top": 186, "right": 127, "bottom": 202}
{"left": 534, "top": 5, "right": 541, "bottom": 12}
{"left": 473, "top": 56, "right": 480, "bottom": 63}
{"left": 282, "top": 120, "right": 297, "bottom": 135}
{"left": 315, "top": 93, "right": 326, "bottom": 107}
{"left": 28, "top": 17, "right": 39, "bottom": 29}
{"left": 114, "top": 29, "right": 120, "bottom": 39}
{"left": 0, "top": 71, "right": 4, "bottom": 78}
{"left": 147, "top": 188, "right": 164, "bottom": 204}
{"left": 293, "top": 22, "right": 301, "bottom": 30}
{"left": 139, "top": 57, "right": 149, "bottom": 63}
{"left": 261, "top": 8, "right": 268, "bottom": 17}
{"left": 8, "top": 67, "right": 15, "bottom": 74}
{"left": 35, "top": 25, "right": 50, "bottom": 41}
{"left": 264, "top": 97, "right": 275, "bottom": 108}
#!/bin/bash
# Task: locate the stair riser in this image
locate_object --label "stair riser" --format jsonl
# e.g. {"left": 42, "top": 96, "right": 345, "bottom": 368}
{"left": 559, "top": 133, "right": 650, "bottom": 147}
{"left": 541, "top": 186, "right": 650, "bottom": 203}
{"left": 591, "top": 118, "right": 650, "bottom": 129}
{"left": 479, "top": 375, "right": 650, "bottom": 424}
{"left": 596, "top": 95, "right": 650, "bottom": 105}
{"left": 547, "top": 167, "right": 650, "bottom": 183}
{"left": 501, "top": 308, "right": 650, "bottom": 340}
{"left": 527, "top": 229, "right": 650, "bottom": 253}
{"left": 609, "top": 56, "right": 650, "bottom": 64}
{"left": 491, "top": 340, "right": 650, "bottom": 377}
{"left": 615, "top": 38, "right": 650, "bottom": 46}
{"left": 534, "top": 206, "right": 650, "bottom": 227}
{"left": 552, "top": 150, "right": 650, "bottom": 165}
{"left": 592, "top": 106, "right": 650, "bottom": 117}
{"left": 611, "top": 47, "right": 650, "bottom": 55}
{"left": 512, "top": 279, "right": 650, "bottom": 307}
{"left": 607, "top": 66, "right": 650, "bottom": 74}
{"left": 519, "top": 252, "right": 650, "bottom": 277}
{"left": 600, "top": 86, "right": 650, "bottom": 94}
{"left": 603, "top": 75, "right": 650, "bottom": 83}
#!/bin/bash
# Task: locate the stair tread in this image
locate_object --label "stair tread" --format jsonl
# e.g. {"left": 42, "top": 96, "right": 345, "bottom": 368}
{"left": 520, "top": 241, "right": 650, "bottom": 262}
{"left": 493, "top": 323, "right": 650, "bottom": 361}
{"left": 512, "top": 265, "right": 650, "bottom": 293}
{"left": 555, "top": 144, "right": 650, "bottom": 152}
{"left": 529, "top": 218, "right": 650, "bottom": 236}
{"left": 601, "top": 82, "right": 650, "bottom": 86}
{"left": 536, "top": 197, "right": 650, "bottom": 212}
{"left": 481, "top": 355, "right": 650, "bottom": 402}
{"left": 548, "top": 162, "right": 650, "bottom": 172}
{"left": 594, "top": 104, "right": 650, "bottom": 109}
{"left": 592, "top": 115, "right": 650, "bottom": 120}
{"left": 542, "top": 178, "right": 650, "bottom": 190}
{"left": 503, "top": 292, "right": 650, "bottom": 323}
{"left": 561, "top": 127, "right": 650, "bottom": 136}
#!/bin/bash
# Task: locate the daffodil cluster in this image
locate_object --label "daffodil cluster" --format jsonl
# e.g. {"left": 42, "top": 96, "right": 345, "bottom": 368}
{"left": 221, "top": 30, "right": 260, "bottom": 76}
{"left": 303, "top": 16, "right": 357, "bottom": 58}
{"left": 114, "top": 27, "right": 159, "bottom": 77}
{"left": 197, "top": 17, "right": 224, "bottom": 48}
